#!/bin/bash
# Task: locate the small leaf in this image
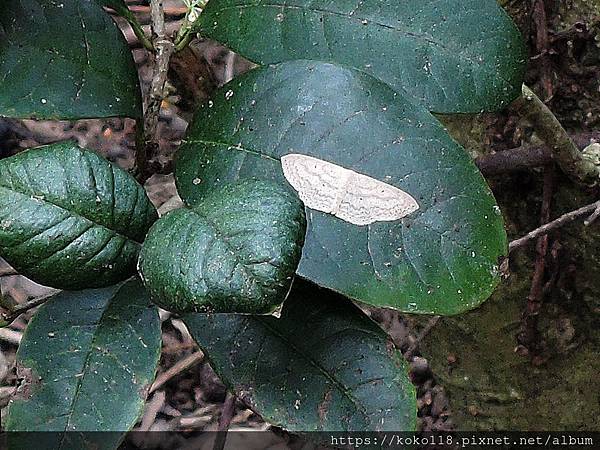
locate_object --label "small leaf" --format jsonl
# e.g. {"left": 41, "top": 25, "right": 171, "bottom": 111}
{"left": 0, "top": 143, "right": 157, "bottom": 290}
{"left": 184, "top": 281, "right": 417, "bottom": 432}
{"left": 5, "top": 279, "right": 161, "bottom": 450}
{"left": 194, "top": 0, "right": 526, "bottom": 113}
{"left": 175, "top": 61, "right": 507, "bottom": 315}
{"left": 139, "top": 180, "right": 306, "bottom": 314}
{"left": 0, "top": 0, "right": 142, "bottom": 119}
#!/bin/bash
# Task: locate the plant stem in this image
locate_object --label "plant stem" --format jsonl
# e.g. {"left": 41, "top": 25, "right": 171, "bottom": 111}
{"left": 474, "top": 132, "right": 600, "bottom": 176}
{"left": 509, "top": 199, "right": 600, "bottom": 252}
{"left": 214, "top": 393, "right": 236, "bottom": 450}
{"left": 173, "top": 0, "right": 207, "bottom": 51}
{"left": 512, "top": 84, "right": 600, "bottom": 186}
{"left": 104, "top": 3, "right": 154, "bottom": 51}
{"left": 125, "top": 13, "right": 154, "bottom": 51}
{"left": 0, "top": 292, "right": 55, "bottom": 326}
{"left": 135, "top": 0, "right": 176, "bottom": 183}
{"left": 404, "top": 316, "right": 441, "bottom": 360}
{"left": 519, "top": 167, "right": 554, "bottom": 358}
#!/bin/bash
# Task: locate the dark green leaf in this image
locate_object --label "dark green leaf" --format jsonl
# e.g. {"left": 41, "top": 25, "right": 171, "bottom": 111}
{"left": 5, "top": 279, "right": 161, "bottom": 449}
{"left": 0, "top": 0, "right": 142, "bottom": 119}
{"left": 139, "top": 180, "right": 306, "bottom": 314}
{"left": 194, "top": 0, "right": 526, "bottom": 113}
{"left": 0, "top": 143, "right": 157, "bottom": 290}
{"left": 175, "top": 61, "right": 507, "bottom": 315}
{"left": 184, "top": 281, "right": 416, "bottom": 432}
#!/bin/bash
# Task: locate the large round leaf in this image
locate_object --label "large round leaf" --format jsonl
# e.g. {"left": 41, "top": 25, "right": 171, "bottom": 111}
{"left": 0, "top": 143, "right": 157, "bottom": 289}
{"left": 184, "top": 281, "right": 416, "bottom": 432}
{"left": 139, "top": 180, "right": 306, "bottom": 314}
{"left": 175, "top": 61, "right": 507, "bottom": 315}
{"left": 194, "top": 0, "right": 526, "bottom": 113}
{"left": 5, "top": 280, "right": 161, "bottom": 450}
{"left": 0, "top": 0, "right": 142, "bottom": 119}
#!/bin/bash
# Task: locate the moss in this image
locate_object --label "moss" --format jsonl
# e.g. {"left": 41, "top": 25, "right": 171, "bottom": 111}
{"left": 420, "top": 178, "right": 600, "bottom": 430}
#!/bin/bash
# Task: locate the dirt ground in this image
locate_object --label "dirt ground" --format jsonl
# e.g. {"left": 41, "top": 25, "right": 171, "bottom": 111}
{"left": 1, "top": 0, "right": 599, "bottom": 447}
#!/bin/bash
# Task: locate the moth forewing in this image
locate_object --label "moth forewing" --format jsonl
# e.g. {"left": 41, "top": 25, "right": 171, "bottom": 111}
{"left": 281, "top": 153, "right": 419, "bottom": 226}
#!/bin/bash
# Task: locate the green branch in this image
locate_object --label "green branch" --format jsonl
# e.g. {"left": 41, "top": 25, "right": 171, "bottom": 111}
{"left": 512, "top": 84, "right": 600, "bottom": 186}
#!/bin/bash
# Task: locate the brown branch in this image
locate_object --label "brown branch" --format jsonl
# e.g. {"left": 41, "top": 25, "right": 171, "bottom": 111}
{"left": 532, "top": 0, "right": 553, "bottom": 100}
{"left": 511, "top": 85, "right": 600, "bottom": 186}
{"left": 509, "top": 199, "right": 600, "bottom": 252}
{"left": 0, "top": 292, "right": 55, "bottom": 326}
{"left": 149, "top": 351, "right": 204, "bottom": 393}
{"left": 519, "top": 167, "right": 555, "bottom": 357}
{"left": 475, "top": 132, "right": 600, "bottom": 176}
{"left": 135, "top": 0, "right": 176, "bottom": 183}
{"left": 213, "top": 393, "right": 236, "bottom": 450}
{"left": 404, "top": 316, "right": 441, "bottom": 360}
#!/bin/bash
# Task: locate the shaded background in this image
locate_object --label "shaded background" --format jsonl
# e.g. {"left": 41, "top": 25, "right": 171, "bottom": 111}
{"left": 0, "top": 0, "right": 599, "bottom": 446}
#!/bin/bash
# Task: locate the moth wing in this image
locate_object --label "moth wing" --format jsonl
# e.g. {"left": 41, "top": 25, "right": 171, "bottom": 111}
{"left": 281, "top": 154, "right": 346, "bottom": 214}
{"left": 337, "top": 173, "right": 420, "bottom": 226}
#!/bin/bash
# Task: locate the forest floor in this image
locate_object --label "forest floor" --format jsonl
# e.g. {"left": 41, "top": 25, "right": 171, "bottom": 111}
{"left": 1, "top": 1, "right": 599, "bottom": 448}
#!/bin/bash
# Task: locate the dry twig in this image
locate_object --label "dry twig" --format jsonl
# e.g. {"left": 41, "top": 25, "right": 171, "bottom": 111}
{"left": 519, "top": 167, "right": 554, "bottom": 356}
{"left": 0, "top": 292, "right": 55, "bottom": 326}
{"left": 509, "top": 199, "right": 600, "bottom": 252}
{"left": 150, "top": 351, "right": 204, "bottom": 393}
{"left": 0, "top": 327, "right": 22, "bottom": 346}
{"left": 136, "top": 0, "right": 176, "bottom": 183}
{"left": 404, "top": 316, "right": 441, "bottom": 360}
{"left": 213, "top": 393, "right": 236, "bottom": 450}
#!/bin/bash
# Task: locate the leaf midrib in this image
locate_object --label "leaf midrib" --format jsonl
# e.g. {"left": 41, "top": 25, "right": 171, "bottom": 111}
{"left": 188, "top": 207, "right": 265, "bottom": 292}
{"left": 209, "top": 3, "right": 482, "bottom": 63}
{"left": 0, "top": 185, "right": 143, "bottom": 245}
{"left": 249, "top": 315, "right": 372, "bottom": 427}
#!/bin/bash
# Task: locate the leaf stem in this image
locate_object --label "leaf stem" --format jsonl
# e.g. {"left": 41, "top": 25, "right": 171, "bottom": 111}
{"left": 104, "top": 3, "right": 154, "bottom": 51}
{"left": 173, "top": 0, "right": 207, "bottom": 51}
{"left": 512, "top": 84, "right": 600, "bottom": 186}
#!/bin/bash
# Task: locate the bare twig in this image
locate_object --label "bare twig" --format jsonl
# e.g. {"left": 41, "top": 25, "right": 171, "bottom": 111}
{"left": 509, "top": 199, "right": 600, "bottom": 252}
{"left": 404, "top": 316, "right": 441, "bottom": 360}
{"left": 532, "top": 0, "right": 553, "bottom": 100}
{"left": 135, "top": 0, "right": 176, "bottom": 183}
{"left": 519, "top": 167, "right": 554, "bottom": 356}
{"left": 214, "top": 393, "right": 236, "bottom": 450}
{"left": 475, "top": 132, "right": 600, "bottom": 176}
{"left": 511, "top": 85, "right": 600, "bottom": 186}
{"left": 149, "top": 351, "right": 204, "bottom": 393}
{"left": 0, "top": 327, "right": 22, "bottom": 345}
{"left": 139, "top": 390, "right": 166, "bottom": 431}
{"left": 0, "top": 292, "right": 55, "bottom": 326}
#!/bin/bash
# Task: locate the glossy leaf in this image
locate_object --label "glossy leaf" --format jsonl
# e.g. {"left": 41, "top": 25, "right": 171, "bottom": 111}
{"left": 0, "top": 143, "right": 157, "bottom": 290}
{"left": 184, "top": 281, "right": 417, "bottom": 432}
{"left": 175, "top": 61, "right": 507, "bottom": 315}
{"left": 5, "top": 280, "right": 161, "bottom": 449}
{"left": 139, "top": 180, "right": 306, "bottom": 314}
{"left": 0, "top": 0, "right": 142, "bottom": 119}
{"left": 194, "top": 0, "right": 526, "bottom": 113}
